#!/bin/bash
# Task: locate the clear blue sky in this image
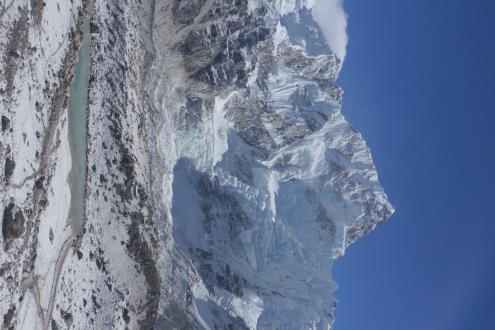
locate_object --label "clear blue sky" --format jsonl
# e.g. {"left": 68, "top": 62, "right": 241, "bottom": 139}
{"left": 333, "top": 0, "right": 495, "bottom": 329}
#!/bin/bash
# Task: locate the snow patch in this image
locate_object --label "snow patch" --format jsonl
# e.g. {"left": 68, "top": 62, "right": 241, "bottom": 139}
{"left": 212, "top": 94, "right": 234, "bottom": 166}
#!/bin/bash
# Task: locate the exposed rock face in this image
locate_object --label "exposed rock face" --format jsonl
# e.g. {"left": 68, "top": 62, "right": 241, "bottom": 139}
{"left": 0, "top": 0, "right": 393, "bottom": 329}
{"left": 2, "top": 203, "right": 25, "bottom": 246}
{"left": 1, "top": 116, "right": 10, "bottom": 131}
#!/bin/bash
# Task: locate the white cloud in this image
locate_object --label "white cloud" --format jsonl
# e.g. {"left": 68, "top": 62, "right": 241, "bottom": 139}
{"left": 312, "top": 0, "right": 348, "bottom": 63}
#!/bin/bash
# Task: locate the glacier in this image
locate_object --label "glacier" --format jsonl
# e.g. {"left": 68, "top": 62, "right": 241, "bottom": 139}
{"left": 0, "top": 0, "right": 393, "bottom": 329}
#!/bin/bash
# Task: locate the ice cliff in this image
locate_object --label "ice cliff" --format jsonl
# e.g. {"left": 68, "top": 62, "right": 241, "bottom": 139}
{"left": 0, "top": 0, "right": 393, "bottom": 329}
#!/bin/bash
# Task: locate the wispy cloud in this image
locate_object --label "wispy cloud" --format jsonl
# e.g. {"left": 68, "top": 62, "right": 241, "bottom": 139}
{"left": 312, "top": 0, "right": 348, "bottom": 63}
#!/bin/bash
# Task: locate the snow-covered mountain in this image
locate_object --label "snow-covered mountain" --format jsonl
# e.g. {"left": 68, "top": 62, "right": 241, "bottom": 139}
{"left": 0, "top": 0, "right": 393, "bottom": 329}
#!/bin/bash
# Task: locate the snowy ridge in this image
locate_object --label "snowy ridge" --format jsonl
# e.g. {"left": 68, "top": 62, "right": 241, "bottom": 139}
{"left": 49, "top": 1, "right": 159, "bottom": 328}
{"left": 0, "top": 0, "right": 392, "bottom": 329}
{"left": 148, "top": 0, "right": 393, "bottom": 329}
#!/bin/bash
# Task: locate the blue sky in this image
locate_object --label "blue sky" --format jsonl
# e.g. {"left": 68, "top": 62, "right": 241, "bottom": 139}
{"left": 332, "top": 0, "right": 495, "bottom": 329}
